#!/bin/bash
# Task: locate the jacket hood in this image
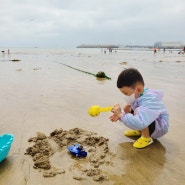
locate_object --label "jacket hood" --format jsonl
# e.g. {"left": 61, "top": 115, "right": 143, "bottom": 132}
{"left": 146, "top": 89, "right": 163, "bottom": 100}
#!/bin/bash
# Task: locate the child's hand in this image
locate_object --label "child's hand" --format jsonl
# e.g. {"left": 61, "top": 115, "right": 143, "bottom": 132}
{"left": 109, "top": 104, "right": 123, "bottom": 122}
{"left": 109, "top": 114, "right": 120, "bottom": 122}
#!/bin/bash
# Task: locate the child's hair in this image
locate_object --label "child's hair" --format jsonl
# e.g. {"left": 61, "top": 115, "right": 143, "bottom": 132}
{"left": 117, "top": 68, "right": 144, "bottom": 88}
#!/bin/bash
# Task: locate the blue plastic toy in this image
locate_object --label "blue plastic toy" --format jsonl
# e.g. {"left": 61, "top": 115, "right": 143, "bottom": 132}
{"left": 0, "top": 134, "right": 14, "bottom": 163}
{"left": 67, "top": 144, "right": 87, "bottom": 157}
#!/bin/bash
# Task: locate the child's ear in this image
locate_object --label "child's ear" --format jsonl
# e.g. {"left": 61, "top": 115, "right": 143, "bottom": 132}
{"left": 136, "top": 84, "right": 144, "bottom": 94}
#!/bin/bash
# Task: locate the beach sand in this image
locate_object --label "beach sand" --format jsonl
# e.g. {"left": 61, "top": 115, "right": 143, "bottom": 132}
{"left": 0, "top": 48, "right": 185, "bottom": 185}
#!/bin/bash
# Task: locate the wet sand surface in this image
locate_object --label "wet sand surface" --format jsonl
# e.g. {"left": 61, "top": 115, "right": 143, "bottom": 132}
{"left": 0, "top": 48, "right": 185, "bottom": 185}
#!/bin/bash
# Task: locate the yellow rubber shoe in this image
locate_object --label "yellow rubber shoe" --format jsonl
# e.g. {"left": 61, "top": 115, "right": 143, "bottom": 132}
{"left": 124, "top": 130, "right": 141, "bottom": 137}
{"left": 133, "top": 136, "right": 153, "bottom": 149}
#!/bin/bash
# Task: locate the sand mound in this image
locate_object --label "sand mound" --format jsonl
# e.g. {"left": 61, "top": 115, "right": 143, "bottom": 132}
{"left": 25, "top": 128, "right": 124, "bottom": 181}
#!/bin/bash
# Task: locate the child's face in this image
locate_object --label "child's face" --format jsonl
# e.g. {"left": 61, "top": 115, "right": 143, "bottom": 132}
{"left": 119, "top": 84, "right": 144, "bottom": 98}
{"left": 119, "top": 86, "right": 136, "bottom": 96}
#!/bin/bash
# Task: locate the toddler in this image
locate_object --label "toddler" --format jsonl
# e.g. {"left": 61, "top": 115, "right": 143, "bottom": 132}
{"left": 109, "top": 68, "right": 169, "bottom": 148}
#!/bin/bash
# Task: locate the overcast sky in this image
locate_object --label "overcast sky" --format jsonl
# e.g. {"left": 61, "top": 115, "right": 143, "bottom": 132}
{"left": 1, "top": 0, "right": 185, "bottom": 48}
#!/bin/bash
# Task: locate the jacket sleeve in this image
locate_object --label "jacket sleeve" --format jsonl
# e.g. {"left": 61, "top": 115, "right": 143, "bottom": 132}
{"left": 120, "top": 106, "right": 161, "bottom": 130}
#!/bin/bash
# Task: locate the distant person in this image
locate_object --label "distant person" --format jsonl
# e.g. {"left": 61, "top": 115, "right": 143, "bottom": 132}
{"left": 153, "top": 48, "right": 157, "bottom": 54}
{"left": 108, "top": 48, "right": 112, "bottom": 53}
{"left": 178, "top": 46, "right": 185, "bottom": 54}
{"left": 163, "top": 48, "right": 165, "bottom": 53}
{"left": 109, "top": 68, "right": 169, "bottom": 148}
{"left": 8, "top": 49, "right": 10, "bottom": 54}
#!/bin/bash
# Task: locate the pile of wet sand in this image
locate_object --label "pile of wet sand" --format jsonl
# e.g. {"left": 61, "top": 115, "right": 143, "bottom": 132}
{"left": 25, "top": 128, "right": 124, "bottom": 182}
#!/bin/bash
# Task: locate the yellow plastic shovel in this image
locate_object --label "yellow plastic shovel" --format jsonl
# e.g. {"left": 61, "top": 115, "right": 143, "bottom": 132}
{"left": 88, "top": 105, "right": 113, "bottom": 117}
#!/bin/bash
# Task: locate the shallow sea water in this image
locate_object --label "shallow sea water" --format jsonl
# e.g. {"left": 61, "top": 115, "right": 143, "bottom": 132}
{"left": 0, "top": 48, "right": 185, "bottom": 185}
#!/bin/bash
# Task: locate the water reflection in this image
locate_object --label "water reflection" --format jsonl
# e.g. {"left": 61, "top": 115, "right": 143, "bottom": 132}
{"left": 111, "top": 140, "right": 166, "bottom": 185}
{"left": 96, "top": 77, "right": 107, "bottom": 84}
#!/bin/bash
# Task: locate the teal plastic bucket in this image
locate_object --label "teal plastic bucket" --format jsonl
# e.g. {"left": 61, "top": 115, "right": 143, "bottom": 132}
{"left": 0, "top": 134, "right": 14, "bottom": 163}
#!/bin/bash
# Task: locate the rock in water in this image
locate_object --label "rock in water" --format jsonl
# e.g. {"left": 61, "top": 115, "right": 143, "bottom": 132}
{"left": 96, "top": 71, "right": 106, "bottom": 78}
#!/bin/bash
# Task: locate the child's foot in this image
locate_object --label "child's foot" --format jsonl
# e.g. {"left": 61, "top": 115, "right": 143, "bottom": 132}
{"left": 124, "top": 130, "right": 141, "bottom": 137}
{"left": 133, "top": 136, "right": 153, "bottom": 149}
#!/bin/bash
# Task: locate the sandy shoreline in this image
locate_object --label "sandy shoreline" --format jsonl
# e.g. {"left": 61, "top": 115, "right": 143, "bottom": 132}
{"left": 0, "top": 49, "right": 185, "bottom": 185}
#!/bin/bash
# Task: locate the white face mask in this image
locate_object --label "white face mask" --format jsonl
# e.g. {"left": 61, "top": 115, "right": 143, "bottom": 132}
{"left": 124, "top": 91, "right": 136, "bottom": 105}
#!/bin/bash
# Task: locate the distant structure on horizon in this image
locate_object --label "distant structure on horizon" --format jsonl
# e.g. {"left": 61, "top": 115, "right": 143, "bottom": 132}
{"left": 154, "top": 41, "right": 184, "bottom": 49}
{"left": 76, "top": 44, "right": 119, "bottom": 48}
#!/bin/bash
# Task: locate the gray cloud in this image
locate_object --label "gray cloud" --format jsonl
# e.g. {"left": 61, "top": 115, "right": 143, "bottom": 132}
{"left": 0, "top": 0, "right": 185, "bottom": 47}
